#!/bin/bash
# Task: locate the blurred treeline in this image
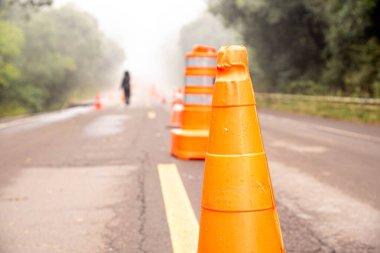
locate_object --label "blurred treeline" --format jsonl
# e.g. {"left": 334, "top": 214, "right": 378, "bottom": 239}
{"left": 178, "top": 12, "right": 240, "bottom": 57}
{"left": 166, "top": 12, "right": 240, "bottom": 87}
{"left": 210, "top": 0, "right": 380, "bottom": 98}
{"left": 0, "top": 0, "right": 125, "bottom": 116}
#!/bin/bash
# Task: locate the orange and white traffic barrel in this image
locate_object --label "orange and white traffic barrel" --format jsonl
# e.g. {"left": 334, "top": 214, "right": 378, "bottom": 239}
{"left": 170, "top": 45, "right": 217, "bottom": 159}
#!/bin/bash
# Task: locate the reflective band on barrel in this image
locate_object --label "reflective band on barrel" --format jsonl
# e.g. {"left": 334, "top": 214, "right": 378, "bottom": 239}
{"left": 184, "top": 94, "right": 213, "bottom": 105}
{"left": 186, "top": 57, "right": 217, "bottom": 67}
{"left": 185, "top": 76, "right": 215, "bottom": 87}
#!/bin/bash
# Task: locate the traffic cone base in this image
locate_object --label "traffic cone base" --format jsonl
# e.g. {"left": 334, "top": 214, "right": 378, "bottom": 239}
{"left": 198, "top": 207, "right": 284, "bottom": 252}
{"left": 170, "top": 129, "right": 209, "bottom": 160}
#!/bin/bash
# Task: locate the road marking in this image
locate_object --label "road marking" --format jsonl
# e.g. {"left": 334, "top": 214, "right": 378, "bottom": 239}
{"left": 0, "top": 118, "right": 29, "bottom": 130}
{"left": 83, "top": 115, "right": 129, "bottom": 138}
{"left": 314, "top": 124, "right": 380, "bottom": 143}
{"left": 260, "top": 114, "right": 380, "bottom": 143}
{"left": 147, "top": 111, "right": 156, "bottom": 119}
{"left": 157, "top": 164, "right": 199, "bottom": 253}
{"left": 0, "top": 107, "right": 92, "bottom": 131}
{"left": 270, "top": 140, "right": 328, "bottom": 154}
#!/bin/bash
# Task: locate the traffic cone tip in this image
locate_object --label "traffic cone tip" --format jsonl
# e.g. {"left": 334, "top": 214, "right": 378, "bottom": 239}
{"left": 216, "top": 45, "right": 249, "bottom": 82}
{"left": 213, "top": 45, "right": 255, "bottom": 107}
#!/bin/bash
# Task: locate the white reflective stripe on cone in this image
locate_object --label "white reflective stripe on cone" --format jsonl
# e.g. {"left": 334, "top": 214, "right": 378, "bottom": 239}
{"left": 185, "top": 76, "right": 215, "bottom": 86}
{"left": 186, "top": 57, "right": 217, "bottom": 67}
{"left": 184, "top": 94, "right": 213, "bottom": 105}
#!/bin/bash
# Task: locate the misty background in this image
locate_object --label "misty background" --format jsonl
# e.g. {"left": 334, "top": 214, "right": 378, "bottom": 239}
{"left": 1, "top": 0, "right": 379, "bottom": 121}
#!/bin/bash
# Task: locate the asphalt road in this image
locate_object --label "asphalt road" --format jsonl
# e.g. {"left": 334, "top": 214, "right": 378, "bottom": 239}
{"left": 0, "top": 102, "right": 379, "bottom": 253}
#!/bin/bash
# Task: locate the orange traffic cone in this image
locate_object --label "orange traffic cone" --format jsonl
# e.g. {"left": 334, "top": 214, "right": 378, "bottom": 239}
{"left": 171, "top": 87, "right": 183, "bottom": 107}
{"left": 121, "top": 92, "right": 126, "bottom": 104}
{"left": 197, "top": 46, "right": 285, "bottom": 252}
{"left": 169, "top": 87, "right": 184, "bottom": 128}
{"left": 95, "top": 94, "right": 102, "bottom": 110}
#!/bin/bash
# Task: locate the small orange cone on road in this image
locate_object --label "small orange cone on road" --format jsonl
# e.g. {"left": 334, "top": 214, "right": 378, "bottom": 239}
{"left": 171, "top": 87, "right": 183, "bottom": 107}
{"left": 169, "top": 87, "right": 184, "bottom": 128}
{"left": 121, "top": 92, "right": 126, "bottom": 104}
{"left": 197, "top": 46, "right": 285, "bottom": 252}
{"left": 95, "top": 94, "right": 102, "bottom": 110}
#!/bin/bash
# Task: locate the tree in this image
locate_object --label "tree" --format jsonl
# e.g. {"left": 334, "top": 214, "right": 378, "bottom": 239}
{"left": 210, "top": 0, "right": 380, "bottom": 97}
{"left": 210, "top": 0, "right": 325, "bottom": 91}
{"left": 0, "top": 4, "right": 125, "bottom": 115}
{"left": 7, "top": 0, "right": 52, "bottom": 8}
{"left": 0, "top": 20, "right": 24, "bottom": 105}
{"left": 313, "top": 0, "right": 380, "bottom": 96}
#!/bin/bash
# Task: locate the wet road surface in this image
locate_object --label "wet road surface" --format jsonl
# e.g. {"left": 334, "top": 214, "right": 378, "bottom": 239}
{"left": 0, "top": 104, "right": 379, "bottom": 253}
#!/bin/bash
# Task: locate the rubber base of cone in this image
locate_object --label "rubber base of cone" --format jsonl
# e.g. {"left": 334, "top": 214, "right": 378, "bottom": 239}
{"left": 170, "top": 129, "right": 209, "bottom": 160}
{"left": 198, "top": 207, "right": 284, "bottom": 253}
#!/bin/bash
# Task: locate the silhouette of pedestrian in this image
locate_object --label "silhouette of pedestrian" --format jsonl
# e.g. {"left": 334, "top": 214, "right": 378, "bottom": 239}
{"left": 121, "top": 71, "right": 131, "bottom": 105}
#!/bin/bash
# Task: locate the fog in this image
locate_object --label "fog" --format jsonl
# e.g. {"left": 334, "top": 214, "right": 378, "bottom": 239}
{"left": 55, "top": 0, "right": 207, "bottom": 93}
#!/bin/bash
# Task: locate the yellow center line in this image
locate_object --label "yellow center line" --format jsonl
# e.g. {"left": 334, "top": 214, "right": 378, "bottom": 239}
{"left": 158, "top": 163, "right": 199, "bottom": 253}
{"left": 147, "top": 111, "right": 156, "bottom": 119}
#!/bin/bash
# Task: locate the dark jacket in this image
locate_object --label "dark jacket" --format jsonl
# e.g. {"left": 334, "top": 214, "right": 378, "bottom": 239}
{"left": 121, "top": 72, "right": 130, "bottom": 94}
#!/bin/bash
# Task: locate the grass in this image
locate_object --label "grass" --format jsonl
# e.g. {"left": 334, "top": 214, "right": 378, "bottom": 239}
{"left": 0, "top": 103, "right": 29, "bottom": 117}
{"left": 256, "top": 95, "right": 380, "bottom": 124}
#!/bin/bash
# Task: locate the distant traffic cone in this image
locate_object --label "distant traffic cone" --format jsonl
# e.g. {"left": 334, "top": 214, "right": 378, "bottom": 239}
{"left": 121, "top": 92, "right": 126, "bottom": 104}
{"left": 169, "top": 87, "right": 184, "bottom": 128}
{"left": 197, "top": 46, "right": 285, "bottom": 252}
{"left": 95, "top": 94, "right": 102, "bottom": 110}
{"left": 171, "top": 87, "right": 183, "bottom": 107}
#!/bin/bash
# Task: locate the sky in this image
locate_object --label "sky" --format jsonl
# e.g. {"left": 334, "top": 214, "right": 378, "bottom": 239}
{"left": 55, "top": 0, "right": 208, "bottom": 91}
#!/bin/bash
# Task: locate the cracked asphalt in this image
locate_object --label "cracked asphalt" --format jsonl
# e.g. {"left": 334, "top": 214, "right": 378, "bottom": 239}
{"left": 0, "top": 103, "right": 379, "bottom": 252}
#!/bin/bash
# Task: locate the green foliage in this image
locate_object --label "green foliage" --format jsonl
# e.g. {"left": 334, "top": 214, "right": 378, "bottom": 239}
{"left": 314, "top": 0, "right": 380, "bottom": 97}
{"left": 210, "top": 0, "right": 380, "bottom": 98}
{"left": 0, "top": 0, "right": 53, "bottom": 19}
{"left": 8, "top": 0, "right": 52, "bottom": 7}
{"left": 286, "top": 80, "right": 328, "bottom": 95}
{"left": 0, "top": 20, "right": 23, "bottom": 89}
{"left": 210, "top": 0, "right": 325, "bottom": 90}
{"left": 0, "top": 4, "right": 125, "bottom": 114}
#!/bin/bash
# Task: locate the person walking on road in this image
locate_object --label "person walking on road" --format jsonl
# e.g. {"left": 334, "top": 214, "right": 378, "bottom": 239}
{"left": 121, "top": 71, "right": 131, "bottom": 105}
